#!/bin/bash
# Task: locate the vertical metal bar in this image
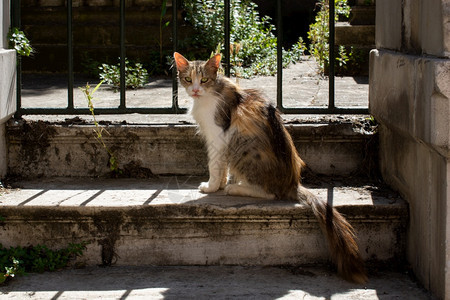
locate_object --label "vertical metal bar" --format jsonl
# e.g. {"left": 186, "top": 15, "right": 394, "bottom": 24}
{"left": 328, "top": 0, "right": 335, "bottom": 110}
{"left": 224, "top": 0, "right": 230, "bottom": 77}
{"left": 119, "top": 0, "right": 126, "bottom": 109}
{"left": 11, "top": 0, "right": 22, "bottom": 117}
{"left": 67, "top": 0, "right": 74, "bottom": 109}
{"left": 276, "top": 0, "right": 283, "bottom": 110}
{"left": 172, "top": 0, "right": 179, "bottom": 111}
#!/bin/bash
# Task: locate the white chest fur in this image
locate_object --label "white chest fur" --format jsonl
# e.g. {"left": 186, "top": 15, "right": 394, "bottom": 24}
{"left": 190, "top": 94, "right": 228, "bottom": 154}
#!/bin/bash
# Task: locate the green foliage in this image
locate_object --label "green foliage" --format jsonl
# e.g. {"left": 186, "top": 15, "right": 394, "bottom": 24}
{"left": 183, "top": 0, "right": 306, "bottom": 78}
{"left": 307, "top": 0, "right": 352, "bottom": 74}
{"left": 0, "top": 242, "right": 87, "bottom": 284}
{"left": 80, "top": 82, "right": 122, "bottom": 176}
{"left": 99, "top": 59, "right": 149, "bottom": 90}
{"left": 8, "top": 27, "right": 34, "bottom": 57}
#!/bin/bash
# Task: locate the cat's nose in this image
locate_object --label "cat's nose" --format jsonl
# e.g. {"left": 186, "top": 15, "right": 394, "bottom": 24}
{"left": 192, "top": 88, "right": 200, "bottom": 93}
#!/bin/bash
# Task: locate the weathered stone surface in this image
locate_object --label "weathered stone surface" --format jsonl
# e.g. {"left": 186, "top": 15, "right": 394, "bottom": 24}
{"left": 376, "top": 124, "right": 449, "bottom": 299}
{"left": 375, "top": 0, "right": 402, "bottom": 51}
{"left": 1, "top": 266, "right": 433, "bottom": 299}
{"left": 370, "top": 49, "right": 450, "bottom": 158}
{"left": 376, "top": 0, "right": 450, "bottom": 57}
{"left": 0, "top": 49, "right": 16, "bottom": 178}
{"left": 370, "top": 47, "right": 450, "bottom": 299}
{"left": 0, "top": 177, "right": 407, "bottom": 267}
{"left": 335, "top": 23, "right": 375, "bottom": 46}
{"left": 0, "top": 50, "right": 16, "bottom": 124}
{"left": 6, "top": 121, "right": 376, "bottom": 178}
{"left": 349, "top": 5, "right": 375, "bottom": 26}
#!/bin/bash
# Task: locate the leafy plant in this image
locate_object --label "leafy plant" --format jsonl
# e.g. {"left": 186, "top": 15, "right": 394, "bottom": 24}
{"left": 80, "top": 82, "right": 122, "bottom": 176}
{"left": 99, "top": 59, "right": 148, "bottom": 90}
{"left": 0, "top": 242, "right": 87, "bottom": 284}
{"left": 8, "top": 27, "right": 34, "bottom": 57}
{"left": 307, "top": 0, "right": 352, "bottom": 73}
{"left": 183, "top": 0, "right": 306, "bottom": 78}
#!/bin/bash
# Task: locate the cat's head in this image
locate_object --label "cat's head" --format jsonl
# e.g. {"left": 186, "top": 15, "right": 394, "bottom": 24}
{"left": 174, "top": 52, "right": 221, "bottom": 99}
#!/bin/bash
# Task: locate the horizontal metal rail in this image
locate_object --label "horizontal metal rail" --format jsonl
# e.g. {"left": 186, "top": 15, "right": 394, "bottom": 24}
{"left": 12, "top": 0, "right": 368, "bottom": 116}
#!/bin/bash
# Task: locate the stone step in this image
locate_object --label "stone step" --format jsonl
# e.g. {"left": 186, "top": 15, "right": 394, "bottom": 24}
{"left": 335, "top": 22, "right": 375, "bottom": 47}
{"left": 349, "top": 5, "right": 376, "bottom": 26}
{"left": 6, "top": 117, "right": 377, "bottom": 178}
{"left": 0, "top": 177, "right": 407, "bottom": 269}
{"left": 0, "top": 265, "right": 432, "bottom": 299}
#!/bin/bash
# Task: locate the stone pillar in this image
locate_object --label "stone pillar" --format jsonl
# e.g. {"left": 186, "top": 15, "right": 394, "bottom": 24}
{"left": 370, "top": 0, "right": 450, "bottom": 299}
{"left": 0, "top": 1, "right": 17, "bottom": 178}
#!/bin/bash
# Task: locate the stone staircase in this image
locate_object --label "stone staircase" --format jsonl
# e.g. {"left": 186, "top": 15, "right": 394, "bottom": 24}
{"left": 335, "top": 0, "right": 376, "bottom": 75}
{"left": 0, "top": 116, "right": 408, "bottom": 273}
{"left": 1, "top": 176, "right": 406, "bottom": 269}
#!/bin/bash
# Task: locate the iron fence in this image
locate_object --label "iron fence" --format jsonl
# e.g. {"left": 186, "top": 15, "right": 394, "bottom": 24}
{"left": 11, "top": 0, "right": 369, "bottom": 116}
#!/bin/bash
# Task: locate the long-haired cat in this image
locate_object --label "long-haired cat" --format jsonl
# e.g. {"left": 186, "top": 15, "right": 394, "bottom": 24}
{"left": 174, "top": 52, "right": 367, "bottom": 283}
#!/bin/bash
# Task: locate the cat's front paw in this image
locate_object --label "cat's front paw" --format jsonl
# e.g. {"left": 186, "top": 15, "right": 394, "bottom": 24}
{"left": 199, "top": 181, "right": 219, "bottom": 193}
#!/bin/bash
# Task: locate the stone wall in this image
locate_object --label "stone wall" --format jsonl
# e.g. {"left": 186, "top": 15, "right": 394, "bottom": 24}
{"left": 370, "top": 0, "right": 450, "bottom": 299}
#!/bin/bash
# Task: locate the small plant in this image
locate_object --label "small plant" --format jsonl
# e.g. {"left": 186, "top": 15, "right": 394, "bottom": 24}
{"left": 308, "top": 0, "right": 352, "bottom": 74}
{"left": 0, "top": 258, "right": 19, "bottom": 284}
{"left": 0, "top": 242, "right": 87, "bottom": 284}
{"left": 8, "top": 27, "right": 34, "bottom": 57}
{"left": 80, "top": 82, "right": 122, "bottom": 176}
{"left": 99, "top": 59, "right": 148, "bottom": 90}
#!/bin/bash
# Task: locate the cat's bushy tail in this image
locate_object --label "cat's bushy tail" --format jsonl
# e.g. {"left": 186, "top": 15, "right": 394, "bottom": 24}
{"left": 297, "top": 185, "right": 367, "bottom": 284}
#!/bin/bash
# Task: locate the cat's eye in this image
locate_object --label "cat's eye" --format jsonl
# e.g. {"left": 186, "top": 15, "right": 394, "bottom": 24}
{"left": 184, "top": 77, "right": 192, "bottom": 82}
{"left": 201, "top": 78, "right": 209, "bottom": 83}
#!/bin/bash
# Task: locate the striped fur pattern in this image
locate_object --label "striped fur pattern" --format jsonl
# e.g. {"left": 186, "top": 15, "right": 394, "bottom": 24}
{"left": 174, "top": 52, "right": 367, "bottom": 283}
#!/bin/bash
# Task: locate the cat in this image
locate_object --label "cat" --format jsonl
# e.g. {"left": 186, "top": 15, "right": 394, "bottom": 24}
{"left": 174, "top": 52, "right": 367, "bottom": 284}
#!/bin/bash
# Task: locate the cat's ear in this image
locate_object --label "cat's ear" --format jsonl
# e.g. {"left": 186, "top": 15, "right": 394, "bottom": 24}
{"left": 205, "top": 53, "right": 222, "bottom": 72}
{"left": 174, "top": 52, "right": 189, "bottom": 72}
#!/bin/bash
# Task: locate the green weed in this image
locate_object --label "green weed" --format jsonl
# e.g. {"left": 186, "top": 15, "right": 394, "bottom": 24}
{"left": 307, "top": 0, "right": 352, "bottom": 74}
{"left": 8, "top": 27, "right": 34, "bottom": 57}
{"left": 99, "top": 59, "right": 148, "bottom": 91}
{"left": 80, "top": 82, "right": 122, "bottom": 176}
{"left": 0, "top": 242, "right": 88, "bottom": 284}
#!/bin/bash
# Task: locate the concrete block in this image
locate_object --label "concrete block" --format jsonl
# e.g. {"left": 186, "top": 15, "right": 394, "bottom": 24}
{"left": 0, "top": 50, "right": 16, "bottom": 124}
{"left": 375, "top": 0, "right": 402, "bottom": 50}
{"left": 419, "top": 0, "right": 449, "bottom": 57}
{"left": 444, "top": 0, "right": 450, "bottom": 57}
{"left": 415, "top": 58, "right": 450, "bottom": 157}
{"left": 349, "top": 6, "right": 375, "bottom": 26}
{"left": 0, "top": 49, "right": 16, "bottom": 178}
{"left": 370, "top": 49, "right": 450, "bottom": 157}
{"left": 0, "top": 0, "right": 10, "bottom": 49}
{"left": 376, "top": 0, "right": 450, "bottom": 57}
{"left": 335, "top": 23, "right": 375, "bottom": 46}
{"left": 377, "top": 124, "right": 449, "bottom": 299}
{"left": 369, "top": 50, "right": 416, "bottom": 135}
{"left": 371, "top": 49, "right": 450, "bottom": 299}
